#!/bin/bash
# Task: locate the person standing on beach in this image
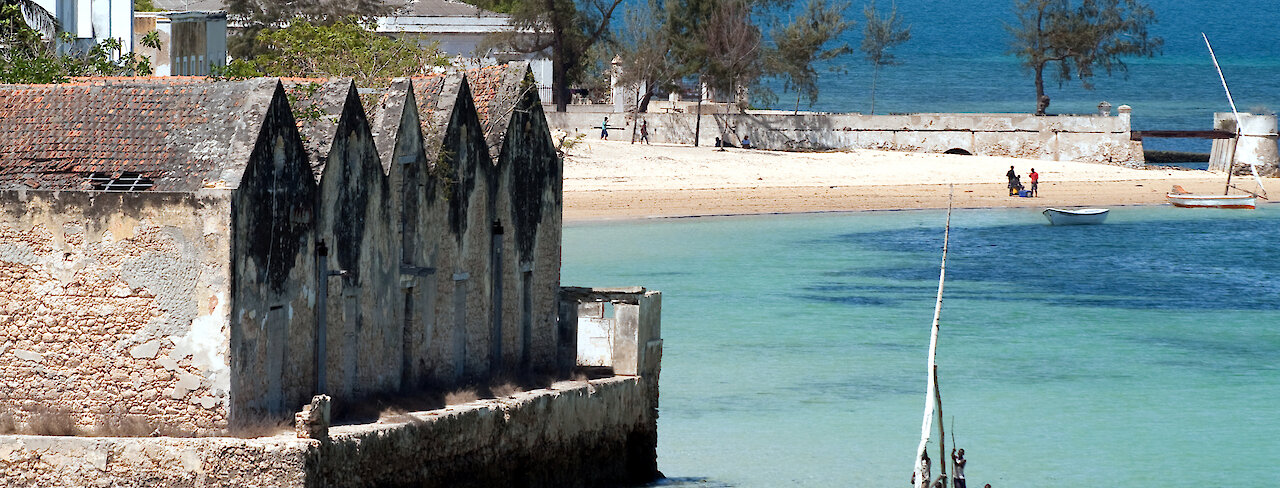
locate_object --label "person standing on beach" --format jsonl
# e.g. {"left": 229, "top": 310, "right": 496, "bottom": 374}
{"left": 640, "top": 119, "right": 650, "bottom": 144}
{"left": 1006, "top": 166, "right": 1017, "bottom": 196}
{"left": 952, "top": 448, "right": 967, "bottom": 488}
{"left": 1029, "top": 168, "right": 1039, "bottom": 197}
{"left": 601, "top": 116, "right": 609, "bottom": 139}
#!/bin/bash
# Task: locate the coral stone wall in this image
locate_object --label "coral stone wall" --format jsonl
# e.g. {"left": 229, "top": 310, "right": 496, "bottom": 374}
{"left": 0, "top": 191, "right": 232, "bottom": 434}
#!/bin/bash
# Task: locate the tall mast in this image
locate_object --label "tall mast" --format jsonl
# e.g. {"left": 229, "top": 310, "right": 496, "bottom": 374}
{"left": 1204, "top": 33, "right": 1268, "bottom": 199}
{"left": 916, "top": 188, "right": 953, "bottom": 488}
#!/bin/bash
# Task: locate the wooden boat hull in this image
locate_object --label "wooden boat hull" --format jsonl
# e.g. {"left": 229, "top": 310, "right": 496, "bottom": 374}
{"left": 1043, "top": 208, "right": 1109, "bottom": 225}
{"left": 1165, "top": 193, "right": 1256, "bottom": 209}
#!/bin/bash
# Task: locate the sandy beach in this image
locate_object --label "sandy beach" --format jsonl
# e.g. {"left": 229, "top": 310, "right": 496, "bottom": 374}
{"left": 562, "top": 139, "right": 1278, "bottom": 221}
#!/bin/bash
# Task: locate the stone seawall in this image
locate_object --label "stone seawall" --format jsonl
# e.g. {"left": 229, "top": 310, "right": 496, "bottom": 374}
{"left": 0, "top": 376, "right": 659, "bottom": 487}
{"left": 547, "top": 110, "right": 1146, "bottom": 167}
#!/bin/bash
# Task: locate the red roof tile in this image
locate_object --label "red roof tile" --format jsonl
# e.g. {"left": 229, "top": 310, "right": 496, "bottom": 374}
{"left": 0, "top": 79, "right": 280, "bottom": 191}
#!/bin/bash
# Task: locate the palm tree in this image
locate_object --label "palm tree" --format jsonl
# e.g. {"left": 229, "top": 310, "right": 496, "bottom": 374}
{"left": 7, "top": 0, "right": 58, "bottom": 40}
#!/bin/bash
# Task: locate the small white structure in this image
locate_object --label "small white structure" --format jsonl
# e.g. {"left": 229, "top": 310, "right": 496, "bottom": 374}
{"left": 375, "top": 0, "right": 553, "bottom": 101}
{"left": 1210, "top": 112, "right": 1280, "bottom": 176}
{"left": 133, "top": 10, "right": 227, "bottom": 76}
{"left": 34, "top": 0, "right": 134, "bottom": 52}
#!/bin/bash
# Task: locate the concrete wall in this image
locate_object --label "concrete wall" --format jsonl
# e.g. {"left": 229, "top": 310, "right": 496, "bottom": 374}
{"left": 0, "top": 377, "right": 659, "bottom": 488}
{"left": 547, "top": 111, "right": 1146, "bottom": 167}
{"left": 1209, "top": 112, "right": 1280, "bottom": 176}
{"left": 0, "top": 190, "right": 233, "bottom": 434}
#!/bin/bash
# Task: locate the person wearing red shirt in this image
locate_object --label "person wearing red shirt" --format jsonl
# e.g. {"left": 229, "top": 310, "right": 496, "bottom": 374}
{"left": 1029, "top": 168, "right": 1039, "bottom": 197}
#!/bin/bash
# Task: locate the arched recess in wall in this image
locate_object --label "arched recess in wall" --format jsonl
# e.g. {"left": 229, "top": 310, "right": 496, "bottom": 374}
{"left": 943, "top": 148, "right": 973, "bottom": 155}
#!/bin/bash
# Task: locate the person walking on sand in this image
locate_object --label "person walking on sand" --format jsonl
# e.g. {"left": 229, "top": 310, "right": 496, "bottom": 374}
{"left": 1006, "top": 166, "right": 1017, "bottom": 196}
{"left": 1028, "top": 168, "right": 1039, "bottom": 197}
{"left": 952, "top": 448, "right": 967, "bottom": 488}
{"left": 640, "top": 119, "right": 650, "bottom": 144}
{"left": 601, "top": 116, "right": 609, "bottom": 139}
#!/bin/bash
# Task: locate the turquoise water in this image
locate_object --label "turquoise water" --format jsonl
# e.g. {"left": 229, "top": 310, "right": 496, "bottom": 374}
{"left": 562, "top": 205, "right": 1280, "bottom": 487}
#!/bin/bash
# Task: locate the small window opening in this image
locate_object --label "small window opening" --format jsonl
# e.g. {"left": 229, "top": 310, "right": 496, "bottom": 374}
{"left": 88, "top": 172, "right": 154, "bottom": 191}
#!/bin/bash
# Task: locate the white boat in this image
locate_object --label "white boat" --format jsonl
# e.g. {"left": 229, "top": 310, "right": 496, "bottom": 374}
{"left": 1043, "top": 207, "right": 1110, "bottom": 225}
{"left": 1167, "top": 35, "right": 1268, "bottom": 209}
{"left": 1165, "top": 188, "right": 1256, "bottom": 209}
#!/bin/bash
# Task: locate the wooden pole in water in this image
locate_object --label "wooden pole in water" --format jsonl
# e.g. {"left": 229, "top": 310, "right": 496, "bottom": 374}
{"left": 935, "top": 364, "right": 947, "bottom": 488}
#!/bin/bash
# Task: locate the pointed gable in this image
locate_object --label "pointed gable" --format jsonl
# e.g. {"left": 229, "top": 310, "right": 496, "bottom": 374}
{"left": 465, "top": 61, "right": 537, "bottom": 160}
{"left": 283, "top": 78, "right": 358, "bottom": 177}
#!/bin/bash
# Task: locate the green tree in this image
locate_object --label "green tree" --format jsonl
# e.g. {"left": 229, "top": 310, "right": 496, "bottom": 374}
{"left": 134, "top": 0, "right": 162, "bottom": 12}
{"left": 2, "top": 1, "right": 160, "bottom": 83}
{"left": 463, "top": 0, "right": 625, "bottom": 112}
{"left": 861, "top": 1, "right": 909, "bottom": 114}
{"left": 1007, "top": 0, "right": 1162, "bottom": 115}
{"left": 223, "top": 18, "right": 448, "bottom": 87}
{"left": 226, "top": 0, "right": 393, "bottom": 59}
{"left": 769, "top": 0, "right": 853, "bottom": 114}
{"left": 665, "top": 0, "right": 770, "bottom": 144}
{"left": 614, "top": 0, "right": 677, "bottom": 114}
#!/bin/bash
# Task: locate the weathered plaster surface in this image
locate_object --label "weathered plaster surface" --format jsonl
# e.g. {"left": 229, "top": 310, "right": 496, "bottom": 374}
{"left": 0, "top": 190, "right": 232, "bottom": 432}
{"left": 546, "top": 111, "right": 1146, "bottom": 166}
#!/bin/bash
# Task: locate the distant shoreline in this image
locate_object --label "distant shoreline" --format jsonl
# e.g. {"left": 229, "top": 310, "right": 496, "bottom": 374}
{"left": 562, "top": 141, "right": 1279, "bottom": 222}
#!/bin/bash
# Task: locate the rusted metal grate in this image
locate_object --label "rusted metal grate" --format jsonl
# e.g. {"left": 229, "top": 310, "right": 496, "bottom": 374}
{"left": 87, "top": 172, "right": 155, "bottom": 191}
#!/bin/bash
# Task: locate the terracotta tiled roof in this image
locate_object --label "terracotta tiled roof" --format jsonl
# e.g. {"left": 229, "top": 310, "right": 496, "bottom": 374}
{"left": 0, "top": 78, "right": 280, "bottom": 191}
{"left": 463, "top": 62, "right": 534, "bottom": 158}
{"left": 409, "top": 71, "right": 462, "bottom": 147}
{"left": 282, "top": 78, "right": 355, "bottom": 177}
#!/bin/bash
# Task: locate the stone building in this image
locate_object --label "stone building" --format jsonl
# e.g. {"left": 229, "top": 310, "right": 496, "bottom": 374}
{"left": 465, "top": 62, "right": 564, "bottom": 374}
{"left": 0, "top": 70, "right": 566, "bottom": 434}
{"left": 0, "top": 78, "right": 317, "bottom": 433}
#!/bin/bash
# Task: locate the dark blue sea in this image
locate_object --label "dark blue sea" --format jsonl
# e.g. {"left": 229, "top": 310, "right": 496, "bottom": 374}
{"left": 751, "top": 0, "right": 1280, "bottom": 155}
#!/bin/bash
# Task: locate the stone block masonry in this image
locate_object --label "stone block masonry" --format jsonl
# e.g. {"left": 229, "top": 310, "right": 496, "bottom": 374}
{"left": 0, "top": 190, "right": 233, "bottom": 434}
{"left": 0, "top": 377, "right": 658, "bottom": 488}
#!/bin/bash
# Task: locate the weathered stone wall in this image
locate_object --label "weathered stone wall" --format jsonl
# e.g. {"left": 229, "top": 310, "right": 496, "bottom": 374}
{"left": 228, "top": 89, "right": 320, "bottom": 426}
{"left": 0, "top": 377, "right": 659, "bottom": 488}
{"left": 1209, "top": 112, "right": 1280, "bottom": 176}
{"left": 0, "top": 190, "right": 233, "bottom": 434}
{"left": 315, "top": 86, "right": 402, "bottom": 406}
{"left": 382, "top": 80, "right": 442, "bottom": 391}
{"left": 422, "top": 80, "right": 497, "bottom": 385}
{"left": 494, "top": 89, "right": 564, "bottom": 375}
{"left": 546, "top": 111, "right": 1146, "bottom": 167}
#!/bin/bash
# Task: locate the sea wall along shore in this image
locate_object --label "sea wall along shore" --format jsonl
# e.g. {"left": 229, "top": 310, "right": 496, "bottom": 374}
{"left": 0, "top": 376, "right": 658, "bottom": 487}
{"left": 547, "top": 110, "right": 1146, "bottom": 167}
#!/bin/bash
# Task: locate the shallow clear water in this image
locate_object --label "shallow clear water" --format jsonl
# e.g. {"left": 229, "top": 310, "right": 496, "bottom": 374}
{"left": 562, "top": 205, "right": 1280, "bottom": 487}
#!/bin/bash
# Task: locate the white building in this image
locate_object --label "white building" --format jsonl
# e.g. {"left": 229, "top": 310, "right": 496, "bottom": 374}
{"left": 146, "top": 0, "right": 553, "bottom": 97}
{"left": 375, "top": 0, "right": 553, "bottom": 102}
{"left": 33, "top": 0, "right": 134, "bottom": 52}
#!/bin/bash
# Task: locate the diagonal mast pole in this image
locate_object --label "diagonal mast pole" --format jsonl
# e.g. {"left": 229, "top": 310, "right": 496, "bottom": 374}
{"left": 916, "top": 186, "right": 953, "bottom": 488}
{"left": 1203, "top": 33, "right": 1268, "bottom": 199}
